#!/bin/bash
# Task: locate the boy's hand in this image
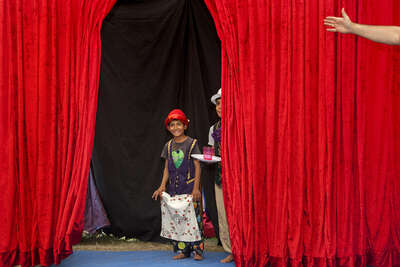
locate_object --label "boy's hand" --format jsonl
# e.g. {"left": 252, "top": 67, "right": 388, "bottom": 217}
{"left": 152, "top": 186, "right": 165, "bottom": 200}
{"left": 191, "top": 188, "right": 201, "bottom": 202}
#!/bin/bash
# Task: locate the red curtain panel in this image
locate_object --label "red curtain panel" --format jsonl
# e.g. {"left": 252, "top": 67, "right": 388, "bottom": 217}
{"left": 0, "top": 0, "right": 115, "bottom": 266}
{"left": 205, "top": 0, "right": 400, "bottom": 267}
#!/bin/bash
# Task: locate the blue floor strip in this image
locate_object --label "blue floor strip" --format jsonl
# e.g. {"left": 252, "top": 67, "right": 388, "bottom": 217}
{"left": 56, "top": 251, "right": 235, "bottom": 267}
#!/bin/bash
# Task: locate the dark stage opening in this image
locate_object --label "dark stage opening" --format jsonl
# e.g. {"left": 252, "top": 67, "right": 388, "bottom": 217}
{"left": 91, "top": 0, "right": 221, "bottom": 241}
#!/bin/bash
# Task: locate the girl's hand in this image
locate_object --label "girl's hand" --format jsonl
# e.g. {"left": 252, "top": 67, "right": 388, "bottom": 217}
{"left": 324, "top": 8, "right": 354, "bottom": 34}
{"left": 191, "top": 188, "right": 201, "bottom": 202}
{"left": 152, "top": 186, "right": 165, "bottom": 200}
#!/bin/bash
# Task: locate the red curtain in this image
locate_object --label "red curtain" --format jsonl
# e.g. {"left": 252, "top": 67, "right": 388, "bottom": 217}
{"left": 205, "top": 0, "right": 400, "bottom": 267}
{"left": 0, "top": 0, "right": 115, "bottom": 266}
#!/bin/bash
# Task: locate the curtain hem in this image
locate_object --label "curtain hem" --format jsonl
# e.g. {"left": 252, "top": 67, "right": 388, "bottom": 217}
{"left": 0, "top": 230, "right": 82, "bottom": 267}
{"left": 233, "top": 251, "right": 400, "bottom": 267}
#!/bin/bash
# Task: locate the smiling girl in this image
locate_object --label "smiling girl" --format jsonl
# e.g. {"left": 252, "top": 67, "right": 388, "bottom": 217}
{"left": 152, "top": 109, "right": 204, "bottom": 261}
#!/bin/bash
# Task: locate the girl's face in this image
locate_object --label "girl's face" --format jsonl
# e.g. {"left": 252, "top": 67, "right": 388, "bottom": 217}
{"left": 168, "top": 120, "right": 187, "bottom": 137}
{"left": 216, "top": 98, "right": 221, "bottom": 118}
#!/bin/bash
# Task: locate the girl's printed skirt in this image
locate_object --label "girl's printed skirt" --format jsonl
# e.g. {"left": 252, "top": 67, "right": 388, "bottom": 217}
{"left": 160, "top": 192, "right": 204, "bottom": 256}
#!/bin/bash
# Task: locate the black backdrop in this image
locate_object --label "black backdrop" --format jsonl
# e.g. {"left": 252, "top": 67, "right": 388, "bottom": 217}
{"left": 92, "top": 0, "right": 221, "bottom": 241}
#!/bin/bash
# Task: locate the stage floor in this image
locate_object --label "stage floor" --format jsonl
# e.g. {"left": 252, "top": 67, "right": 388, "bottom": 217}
{"left": 56, "top": 250, "right": 235, "bottom": 267}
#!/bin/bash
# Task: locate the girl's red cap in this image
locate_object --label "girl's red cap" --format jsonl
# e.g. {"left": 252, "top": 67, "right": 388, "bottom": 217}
{"left": 165, "top": 109, "right": 189, "bottom": 129}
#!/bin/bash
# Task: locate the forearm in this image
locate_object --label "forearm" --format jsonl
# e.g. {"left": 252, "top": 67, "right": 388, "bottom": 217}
{"left": 193, "top": 160, "right": 201, "bottom": 190}
{"left": 350, "top": 23, "right": 400, "bottom": 45}
{"left": 160, "top": 160, "right": 169, "bottom": 188}
{"left": 160, "top": 175, "right": 168, "bottom": 188}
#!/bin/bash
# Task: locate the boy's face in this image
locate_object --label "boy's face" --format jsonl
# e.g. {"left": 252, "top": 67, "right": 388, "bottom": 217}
{"left": 168, "top": 120, "right": 187, "bottom": 137}
{"left": 216, "top": 98, "right": 221, "bottom": 118}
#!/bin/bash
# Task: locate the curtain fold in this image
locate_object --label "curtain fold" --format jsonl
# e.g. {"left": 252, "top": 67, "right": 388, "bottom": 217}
{"left": 0, "top": 0, "right": 115, "bottom": 266}
{"left": 204, "top": 0, "right": 400, "bottom": 267}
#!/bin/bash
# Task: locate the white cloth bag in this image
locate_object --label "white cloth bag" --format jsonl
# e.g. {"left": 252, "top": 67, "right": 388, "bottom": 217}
{"left": 160, "top": 192, "right": 201, "bottom": 242}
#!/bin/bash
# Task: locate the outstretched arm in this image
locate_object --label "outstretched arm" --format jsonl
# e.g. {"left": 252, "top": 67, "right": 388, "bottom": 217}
{"left": 324, "top": 8, "right": 400, "bottom": 45}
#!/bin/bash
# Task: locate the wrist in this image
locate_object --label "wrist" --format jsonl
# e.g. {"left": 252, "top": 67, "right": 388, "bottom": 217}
{"left": 348, "top": 22, "right": 359, "bottom": 34}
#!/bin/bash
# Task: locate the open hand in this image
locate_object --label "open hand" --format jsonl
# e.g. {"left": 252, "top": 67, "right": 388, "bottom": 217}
{"left": 324, "top": 8, "right": 353, "bottom": 34}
